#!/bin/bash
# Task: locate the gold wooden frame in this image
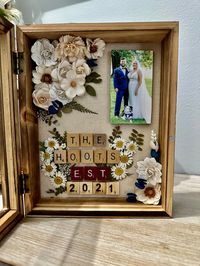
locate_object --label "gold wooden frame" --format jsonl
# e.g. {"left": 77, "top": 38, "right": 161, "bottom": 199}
{"left": 1, "top": 21, "right": 179, "bottom": 220}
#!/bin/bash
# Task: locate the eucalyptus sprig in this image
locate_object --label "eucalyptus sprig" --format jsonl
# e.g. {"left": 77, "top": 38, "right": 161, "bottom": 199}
{"left": 129, "top": 129, "right": 144, "bottom": 151}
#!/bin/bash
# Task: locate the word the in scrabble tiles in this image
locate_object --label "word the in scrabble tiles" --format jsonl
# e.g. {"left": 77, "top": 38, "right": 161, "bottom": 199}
{"left": 67, "top": 133, "right": 107, "bottom": 147}
{"left": 66, "top": 182, "right": 119, "bottom": 195}
{"left": 54, "top": 149, "right": 120, "bottom": 164}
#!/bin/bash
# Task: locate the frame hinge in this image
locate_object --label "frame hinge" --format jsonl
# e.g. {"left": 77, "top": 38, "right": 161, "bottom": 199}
{"left": 19, "top": 171, "right": 29, "bottom": 195}
{"left": 12, "top": 51, "right": 24, "bottom": 75}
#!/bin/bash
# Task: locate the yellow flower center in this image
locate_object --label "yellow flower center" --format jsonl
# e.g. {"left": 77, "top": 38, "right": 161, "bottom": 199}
{"left": 144, "top": 187, "right": 156, "bottom": 198}
{"left": 43, "top": 152, "right": 50, "bottom": 160}
{"left": 54, "top": 176, "right": 63, "bottom": 185}
{"left": 45, "top": 165, "right": 53, "bottom": 172}
{"left": 128, "top": 143, "right": 135, "bottom": 152}
{"left": 115, "top": 167, "right": 124, "bottom": 176}
{"left": 48, "top": 140, "right": 56, "bottom": 148}
{"left": 70, "top": 80, "right": 77, "bottom": 88}
{"left": 120, "top": 155, "right": 129, "bottom": 164}
{"left": 116, "top": 140, "right": 123, "bottom": 149}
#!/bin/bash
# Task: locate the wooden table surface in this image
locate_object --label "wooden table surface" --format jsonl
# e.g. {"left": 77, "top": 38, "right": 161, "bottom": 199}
{"left": 0, "top": 174, "right": 200, "bottom": 266}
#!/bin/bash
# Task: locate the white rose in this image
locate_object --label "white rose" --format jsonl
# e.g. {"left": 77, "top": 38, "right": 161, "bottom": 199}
{"left": 32, "top": 83, "right": 52, "bottom": 110}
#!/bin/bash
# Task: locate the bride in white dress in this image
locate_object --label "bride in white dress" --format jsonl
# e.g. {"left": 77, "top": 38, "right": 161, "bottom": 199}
{"left": 128, "top": 60, "right": 152, "bottom": 124}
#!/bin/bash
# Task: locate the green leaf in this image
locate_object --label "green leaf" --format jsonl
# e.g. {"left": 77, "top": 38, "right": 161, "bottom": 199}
{"left": 138, "top": 147, "right": 143, "bottom": 151}
{"left": 131, "top": 133, "right": 137, "bottom": 138}
{"left": 92, "top": 78, "right": 102, "bottom": 83}
{"left": 66, "top": 101, "right": 98, "bottom": 114}
{"left": 132, "top": 129, "right": 138, "bottom": 134}
{"left": 137, "top": 142, "right": 144, "bottom": 146}
{"left": 137, "top": 138, "right": 144, "bottom": 142}
{"left": 56, "top": 110, "right": 62, "bottom": 118}
{"left": 86, "top": 85, "right": 96, "bottom": 96}
{"left": 61, "top": 106, "right": 73, "bottom": 113}
{"left": 89, "top": 72, "right": 101, "bottom": 78}
{"left": 138, "top": 134, "right": 144, "bottom": 137}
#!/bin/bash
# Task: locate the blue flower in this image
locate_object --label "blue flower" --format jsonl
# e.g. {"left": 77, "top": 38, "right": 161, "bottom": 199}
{"left": 86, "top": 59, "right": 98, "bottom": 67}
{"left": 135, "top": 178, "right": 147, "bottom": 189}
{"left": 48, "top": 100, "right": 63, "bottom": 115}
{"left": 126, "top": 192, "right": 137, "bottom": 203}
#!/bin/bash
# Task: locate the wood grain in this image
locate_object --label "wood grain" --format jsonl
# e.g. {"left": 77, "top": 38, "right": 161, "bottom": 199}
{"left": 0, "top": 174, "right": 199, "bottom": 266}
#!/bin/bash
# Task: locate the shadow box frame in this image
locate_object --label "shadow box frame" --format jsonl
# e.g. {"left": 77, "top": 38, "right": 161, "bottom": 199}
{"left": 0, "top": 18, "right": 179, "bottom": 236}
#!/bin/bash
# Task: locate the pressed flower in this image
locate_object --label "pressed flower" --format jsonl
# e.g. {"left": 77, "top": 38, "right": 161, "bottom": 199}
{"left": 50, "top": 83, "right": 72, "bottom": 105}
{"left": 111, "top": 164, "right": 127, "bottom": 180}
{"left": 60, "top": 70, "right": 86, "bottom": 99}
{"left": 136, "top": 157, "right": 162, "bottom": 186}
{"left": 110, "top": 137, "right": 126, "bottom": 151}
{"left": 60, "top": 143, "right": 66, "bottom": 149}
{"left": 42, "top": 162, "right": 57, "bottom": 177}
{"left": 85, "top": 38, "right": 105, "bottom": 59}
{"left": 72, "top": 59, "right": 91, "bottom": 77}
{"left": 40, "top": 151, "right": 53, "bottom": 163}
{"left": 32, "top": 83, "right": 52, "bottom": 110}
{"left": 119, "top": 151, "right": 133, "bottom": 167}
{"left": 135, "top": 184, "right": 161, "bottom": 205}
{"left": 50, "top": 171, "right": 66, "bottom": 188}
{"left": 55, "top": 35, "right": 85, "bottom": 62}
{"left": 44, "top": 138, "right": 59, "bottom": 151}
{"left": 126, "top": 141, "right": 138, "bottom": 154}
{"left": 31, "top": 39, "right": 57, "bottom": 66}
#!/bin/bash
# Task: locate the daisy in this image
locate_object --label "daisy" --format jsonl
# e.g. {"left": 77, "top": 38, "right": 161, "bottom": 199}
{"left": 45, "top": 138, "right": 59, "bottom": 151}
{"left": 136, "top": 157, "right": 162, "bottom": 186}
{"left": 50, "top": 171, "right": 67, "bottom": 188}
{"left": 85, "top": 38, "right": 105, "bottom": 59}
{"left": 126, "top": 141, "right": 138, "bottom": 154}
{"left": 111, "top": 164, "right": 127, "bottom": 180}
{"left": 119, "top": 151, "right": 133, "bottom": 167}
{"left": 61, "top": 70, "right": 86, "bottom": 100}
{"left": 135, "top": 184, "right": 161, "bottom": 205}
{"left": 42, "top": 162, "right": 57, "bottom": 177}
{"left": 110, "top": 137, "right": 126, "bottom": 151}
{"left": 40, "top": 151, "right": 53, "bottom": 163}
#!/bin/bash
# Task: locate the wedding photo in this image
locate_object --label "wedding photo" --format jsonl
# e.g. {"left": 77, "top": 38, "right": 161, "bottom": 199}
{"left": 110, "top": 49, "right": 153, "bottom": 125}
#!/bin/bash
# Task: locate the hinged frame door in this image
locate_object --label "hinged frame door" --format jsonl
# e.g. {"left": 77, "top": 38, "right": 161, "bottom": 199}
{"left": 0, "top": 17, "right": 24, "bottom": 240}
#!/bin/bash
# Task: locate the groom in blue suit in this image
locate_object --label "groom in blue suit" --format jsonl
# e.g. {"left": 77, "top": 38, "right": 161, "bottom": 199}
{"left": 113, "top": 58, "right": 129, "bottom": 117}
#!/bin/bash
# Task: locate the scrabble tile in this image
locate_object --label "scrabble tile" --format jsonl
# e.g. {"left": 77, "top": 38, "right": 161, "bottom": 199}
{"left": 68, "top": 149, "right": 80, "bottom": 164}
{"left": 81, "top": 150, "right": 94, "bottom": 164}
{"left": 106, "top": 182, "right": 120, "bottom": 195}
{"left": 96, "top": 167, "right": 111, "bottom": 181}
{"left": 93, "top": 182, "right": 106, "bottom": 195}
{"left": 107, "top": 150, "right": 120, "bottom": 164}
{"left": 80, "top": 133, "right": 93, "bottom": 147}
{"left": 79, "top": 182, "right": 93, "bottom": 195}
{"left": 66, "top": 182, "right": 80, "bottom": 195}
{"left": 84, "top": 166, "right": 97, "bottom": 181}
{"left": 94, "top": 134, "right": 107, "bottom": 147}
{"left": 54, "top": 149, "right": 67, "bottom": 164}
{"left": 94, "top": 149, "right": 107, "bottom": 164}
{"left": 67, "top": 133, "right": 80, "bottom": 147}
{"left": 71, "top": 167, "right": 84, "bottom": 181}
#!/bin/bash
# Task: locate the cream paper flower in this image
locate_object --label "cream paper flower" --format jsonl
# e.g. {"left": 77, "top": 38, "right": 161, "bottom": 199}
{"left": 51, "top": 60, "right": 72, "bottom": 81}
{"left": 44, "top": 138, "right": 59, "bottom": 152}
{"left": 31, "top": 39, "right": 57, "bottom": 66}
{"left": 40, "top": 151, "right": 53, "bottom": 163}
{"left": 32, "top": 83, "right": 52, "bottom": 110}
{"left": 135, "top": 184, "right": 161, "bottom": 205}
{"left": 136, "top": 157, "right": 162, "bottom": 186}
{"left": 110, "top": 137, "right": 126, "bottom": 151}
{"left": 126, "top": 141, "right": 138, "bottom": 154}
{"left": 111, "top": 164, "right": 127, "bottom": 180}
{"left": 55, "top": 35, "right": 85, "bottom": 62}
{"left": 50, "top": 171, "right": 66, "bottom": 188}
{"left": 61, "top": 70, "right": 86, "bottom": 100}
{"left": 42, "top": 162, "right": 57, "bottom": 177}
{"left": 32, "top": 66, "right": 54, "bottom": 85}
{"left": 49, "top": 83, "right": 72, "bottom": 106}
{"left": 85, "top": 38, "right": 105, "bottom": 59}
{"left": 72, "top": 59, "right": 91, "bottom": 77}
{"left": 119, "top": 151, "right": 133, "bottom": 167}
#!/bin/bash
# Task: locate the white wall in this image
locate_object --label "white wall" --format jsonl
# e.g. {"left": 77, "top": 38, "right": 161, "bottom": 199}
{"left": 15, "top": 0, "right": 200, "bottom": 175}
